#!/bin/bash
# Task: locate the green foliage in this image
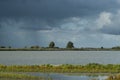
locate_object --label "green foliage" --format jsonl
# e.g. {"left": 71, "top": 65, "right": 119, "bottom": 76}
{"left": 49, "top": 41, "right": 55, "bottom": 48}
{"left": 30, "top": 45, "right": 40, "bottom": 49}
{"left": 0, "top": 72, "right": 44, "bottom": 80}
{"left": 0, "top": 46, "right": 6, "bottom": 48}
{"left": 1, "top": 40, "right": 120, "bottom": 51}
{"left": 66, "top": 41, "right": 74, "bottom": 48}
{"left": 112, "top": 46, "right": 120, "bottom": 50}
{"left": 1, "top": 42, "right": 120, "bottom": 51}
{"left": 107, "top": 74, "right": 120, "bottom": 80}
{"left": 1, "top": 63, "right": 120, "bottom": 73}
{"left": 101, "top": 46, "right": 104, "bottom": 49}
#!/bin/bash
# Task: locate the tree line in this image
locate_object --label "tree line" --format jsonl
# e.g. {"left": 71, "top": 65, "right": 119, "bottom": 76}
{"left": 0, "top": 41, "right": 74, "bottom": 49}
{"left": 30, "top": 41, "right": 74, "bottom": 49}
{"left": 1, "top": 41, "right": 120, "bottom": 51}
{"left": 48, "top": 41, "right": 74, "bottom": 48}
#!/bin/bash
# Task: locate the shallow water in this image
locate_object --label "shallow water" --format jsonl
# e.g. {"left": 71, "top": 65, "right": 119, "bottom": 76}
{"left": 26, "top": 72, "right": 108, "bottom": 80}
{"left": 0, "top": 51, "right": 120, "bottom": 65}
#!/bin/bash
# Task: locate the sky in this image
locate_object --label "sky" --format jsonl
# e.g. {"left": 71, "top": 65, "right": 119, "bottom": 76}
{"left": 0, "top": 0, "right": 120, "bottom": 48}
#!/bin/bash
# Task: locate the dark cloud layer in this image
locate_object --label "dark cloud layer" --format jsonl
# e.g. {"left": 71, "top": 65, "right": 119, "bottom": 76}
{"left": 0, "top": 0, "right": 119, "bottom": 30}
{"left": 0, "top": 0, "right": 119, "bottom": 19}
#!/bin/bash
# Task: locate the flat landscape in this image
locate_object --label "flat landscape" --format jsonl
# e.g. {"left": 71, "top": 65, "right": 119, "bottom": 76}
{"left": 1, "top": 0, "right": 120, "bottom": 80}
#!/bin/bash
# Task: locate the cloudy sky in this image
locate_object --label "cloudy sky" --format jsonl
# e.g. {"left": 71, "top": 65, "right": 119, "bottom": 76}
{"left": 0, "top": 0, "right": 120, "bottom": 48}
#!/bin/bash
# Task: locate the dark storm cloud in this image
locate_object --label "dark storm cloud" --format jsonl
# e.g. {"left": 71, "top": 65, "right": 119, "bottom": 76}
{"left": 0, "top": 24, "right": 2, "bottom": 28}
{"left": 0, "top": 0, "right": 119, "bottom": 31}
{"left": 102, "top": 29, "right": 120, "bottom": 35}
{"left": 0, "top": 0, "right": 119, "bottom": 19}
{"left": 101, "top": 25, "right": 120, "bottom": 35}
{"left": 21, "top": 26, "right": 52, "bottom": 31}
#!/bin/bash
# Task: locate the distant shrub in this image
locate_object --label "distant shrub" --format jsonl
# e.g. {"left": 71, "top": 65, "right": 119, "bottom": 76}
{"left": 112, "top": 46, "right": 120, "bottom": 49}
{"left": 49, "top": 41, "right": 55, "bottom": 48}
{"left": 66, "top": 41, "right": 74, "bottom": 48}
{"left": 0, "top": 46, "right": 6, "bottom": 48}
{"left": 30, "top": 45, "right": 40, "bottom": 49}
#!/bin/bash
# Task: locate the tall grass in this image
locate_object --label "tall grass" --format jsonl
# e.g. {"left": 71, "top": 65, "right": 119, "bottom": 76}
{"left": 0, "top": 72, "right": 44, "bottom": 80}
{"left": 1, "top": 63, "right": 120, "bottom": 73}
{"left": 107, "top": 74, "right": 120, "bottom": 80}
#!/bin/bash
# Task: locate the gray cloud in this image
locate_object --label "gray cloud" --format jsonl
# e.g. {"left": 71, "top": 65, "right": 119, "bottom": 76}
{"left": 102, "top": 29, "right": 120, "bottom": 35}
{"left": 0, "top": 0, "right": 119, "bottom": 30}
{"left": 0, "top": 0, "right": 119, "bottom": 19}
{"left": 99, "top": 11, "right": 120, "bottom": 35}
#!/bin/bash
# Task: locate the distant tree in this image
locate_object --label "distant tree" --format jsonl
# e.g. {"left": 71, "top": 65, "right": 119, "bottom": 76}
{"left": 49, "top": 41, "right": 55, "bottom": 48}
{"left": 31, "top": 46, "right": 34, "bottom": 48}
{"left": 112, "top": 46, "right": 120, "bottom": 49}
{"left": 101, "top": 46, "right": 104, "bottom": 49}
{"left": 9, "top": 46, "right": 11, "bottom": 48}
{"left": 66, "top": 41, "right": 74, "bottom": 48}
{"left": 31, "top": 45, "right": 40, "bottom": 48}
{"left": 35, "top": 46, "right": 40, "bottom": 48}
{"left": 0, "top": 46, "right": 5, "bottom": 48}
{"left": 24, "top": 46, "right": 27, "bottom": 48}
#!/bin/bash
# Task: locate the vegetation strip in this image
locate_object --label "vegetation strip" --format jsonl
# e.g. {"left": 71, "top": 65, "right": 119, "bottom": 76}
{"left": 107, "top": 74, "right": 120, "bottom": 80}
{"left": 1, "top": 63, "right": 120, "bottom": 73}
{"left": 0, "top": 72, "right": 44, "bottom": 80}
{"left": 1, "top": 41, "right": 120, "bottom": 51}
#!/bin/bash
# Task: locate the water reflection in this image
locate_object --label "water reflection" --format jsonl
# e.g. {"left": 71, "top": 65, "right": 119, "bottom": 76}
{"left": 26, "top": 72, "right": 108, "bottom": 80}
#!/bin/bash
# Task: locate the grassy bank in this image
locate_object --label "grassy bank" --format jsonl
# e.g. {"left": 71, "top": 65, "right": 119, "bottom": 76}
{"left": 1, "top": 63, "right": 120, "bottom": 73}
{"left": 0, "top": 47, "right": 118, "bottom": 51}
{"left": 107, "top": 74, "right": 120, "bottom": 80}
{"left": 0, "top": 72, "right": 44, "bottom": 80}
{"left": 0, "top": 48, "right": 116, "bottom": 51}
